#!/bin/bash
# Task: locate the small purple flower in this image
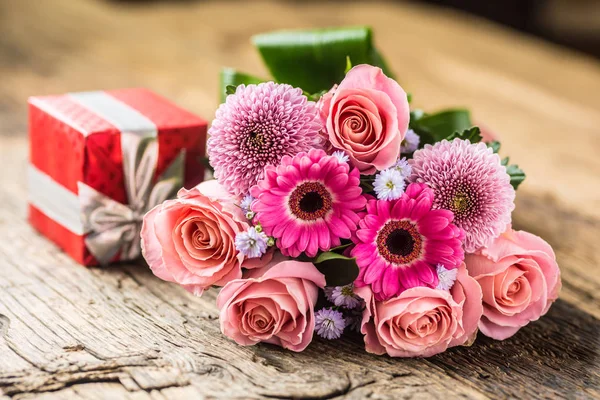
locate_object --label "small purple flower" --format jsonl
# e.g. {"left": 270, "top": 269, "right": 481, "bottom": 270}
{"left": 435, "top": 264, "right": 458, "bottom": 290}
{"left": 235, "top": 227, "right": 268, "bottom": 258}
{"left": 240, "top": 194, "right": 254, "bottom": 214}
{"left": 401, "top": 129, "right": 420, "bottom": 153}
{"left": 393, "top": 157, "right": 412, "bottom": 180}
{"left": 324, "top": 287, "right": 335, "bottom": 301}
{"left": 329, "top": 285, "right": 362, "bottom": 309}
{"left": 315, "top": 308, "right": 346, "bottom": 339}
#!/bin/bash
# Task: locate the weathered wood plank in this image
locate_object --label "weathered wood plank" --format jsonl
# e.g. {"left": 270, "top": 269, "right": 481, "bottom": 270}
{"left": 0, "top": 0, "right": 599, "bottom": 398}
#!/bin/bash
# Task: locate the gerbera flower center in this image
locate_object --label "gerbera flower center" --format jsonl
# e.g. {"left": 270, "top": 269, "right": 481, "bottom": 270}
{"left": 300, "top": 191, "right": 324, "bottom": 213}
{"left": 288, "top": 181, "right": 332, "bottom": 221}
{"left": 386, "top": 229, "right": 414, "bottom": 256}
{"left": 376, "top": 220, "right": 423, "bottom": 265}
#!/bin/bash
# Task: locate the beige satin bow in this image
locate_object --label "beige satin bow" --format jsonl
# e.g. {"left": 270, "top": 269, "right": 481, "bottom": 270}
{"left": 78, "top": 133, "right": 185, "bottom": 265}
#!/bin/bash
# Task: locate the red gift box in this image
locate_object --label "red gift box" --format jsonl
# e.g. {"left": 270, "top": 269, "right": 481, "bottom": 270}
{"left": 28, "top": 88, "right": 207, "bottom": 266}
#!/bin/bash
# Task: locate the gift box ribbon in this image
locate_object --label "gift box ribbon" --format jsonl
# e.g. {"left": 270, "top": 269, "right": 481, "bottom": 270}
{"left": 28, "top": 91, "right": 185, "bottom": 265}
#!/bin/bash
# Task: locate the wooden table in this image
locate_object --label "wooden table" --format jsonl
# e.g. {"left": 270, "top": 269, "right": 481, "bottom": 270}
{"left": 1, "top": 0, "right": 599, "bottom": 398}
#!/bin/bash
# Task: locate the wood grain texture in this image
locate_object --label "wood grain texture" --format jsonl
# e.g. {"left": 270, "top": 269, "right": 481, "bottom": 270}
{"left": 0, "top": 0, "right": 599, "bottom": 398}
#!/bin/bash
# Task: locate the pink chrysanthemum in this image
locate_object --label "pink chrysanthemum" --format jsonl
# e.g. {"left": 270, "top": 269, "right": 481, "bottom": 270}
{"left": 207, "top": 82, "right": 324, "bottom": 196}
{"left": 409, "top": 139, "right": 515, "bottom": 252}
{"left": 250, "top": 149, "right": 366, "bottom": 258}
{"left": 352, "top": 183, "right": 465, "bottom": 301}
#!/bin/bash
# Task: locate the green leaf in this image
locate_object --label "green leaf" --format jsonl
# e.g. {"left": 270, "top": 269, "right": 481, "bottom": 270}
{"left": 505, "top": 164, "right": 526, "bottom": 189}
{"left": 407, "top": 92, "right": 412, "bottom": 103}
{"left": 500, "top": 157, "right": 526, "bottom": 189}
{"left": 359, "top": 175, "right": 375, "bottom": 193}
{"left": 329, "top": 243, "right": 352, "bottom": 253}
{"left": 345, "top": 56, "right": 353, "bottom": 74}
{"left": 314, "top": 251, "right": 353, "bottom": 264}
{"left": 303, "top": 89, "right": 328, "bottom": 102}
{"left": 252, "top": 26, "right": 393, "bottom": 93}
{"left": 446, "top": 126, "right": 482, "bottom": 143}
{"left": 219, "top": 68, "right": 264, "bottom": 102}
{"left": 410, "top": 109, "right": 472, "bottom": 145}
{"left": 487, "top": 141, "right": 501, "bottom": 153}
{"left": 225, "top": 85, "right": 237, "bottom": 95}
{"left": 313, "top": 251, "right": 358, "bottom": 286}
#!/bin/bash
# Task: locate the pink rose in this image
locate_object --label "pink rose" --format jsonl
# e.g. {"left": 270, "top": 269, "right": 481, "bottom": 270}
{"left": 216, "top": 258, "right": 326, "bottom": 352}
{"left": 319, "top": 64, "right": 409, "bottom": 174}
{"left": 465, "top": 227, "right": 561, "bottom": 340}
{"left": 141, "top": 180, "right": 272, "bottom": 296}
{"left": 355, "top": 264, "right": 482, "bottom": 357}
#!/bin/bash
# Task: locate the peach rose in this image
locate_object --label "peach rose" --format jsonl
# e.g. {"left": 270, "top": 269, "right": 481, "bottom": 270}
{"left": 141, "top": 180, "right": 272, "bottom": 296}
{"left": 355, "top": 264, "right": 482, "bottom": 357}
{"left": 319, "top": 64, "right": 409, "bottom": 174}
{"left": 216, "top": 258, "right": 326, "bottom": 352}
{"left": 465, "top": 227, "right": 561, "bottom": 340}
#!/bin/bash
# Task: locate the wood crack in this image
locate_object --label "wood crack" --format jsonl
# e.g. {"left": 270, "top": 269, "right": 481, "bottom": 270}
{"left": 0, "top": 314, "right": 10, "bottom": 339}
{"left": 0, "top": 356, "right": 185, "bottom": 397}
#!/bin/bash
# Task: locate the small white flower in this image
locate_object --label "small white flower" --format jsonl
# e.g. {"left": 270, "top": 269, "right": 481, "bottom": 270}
{"left": 240, "top": 194, "right": 254, "bottom": 214}
{"left": 373, "top": 168, "right": 405, "bottom": 200}
{"left": 393, "top": 157, "right": 412, "bottom": 180}
{"left": 332, "top": 150, "right": 349, "bottom": 164}
{"left": 436, "top": 264, "right": 458, "bottom": 290}
{"left": 235, "top": 227, "right": 268, "bottom": 258}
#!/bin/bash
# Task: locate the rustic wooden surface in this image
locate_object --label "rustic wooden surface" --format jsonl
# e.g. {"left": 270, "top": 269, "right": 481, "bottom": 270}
{"left": 1, "top": 0, "right": 599, "bottom": 398}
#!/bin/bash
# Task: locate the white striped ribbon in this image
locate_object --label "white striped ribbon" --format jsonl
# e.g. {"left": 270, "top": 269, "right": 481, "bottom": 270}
{"left": 29, "top": 91, "right": 159, "bottom": 237}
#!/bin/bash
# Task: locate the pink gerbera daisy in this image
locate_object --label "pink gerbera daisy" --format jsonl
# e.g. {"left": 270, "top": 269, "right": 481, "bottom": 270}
{"left": 250, "top": 149, "right": 366, "bottom": 258}
{"left": 207, "top": 82, "right": 324, "bottom": 196}
{"left": 409, "top": 139, "right": 515, "bottom": 252}
{"left": 351, "top": 183, "right": 465, "bottom": 301}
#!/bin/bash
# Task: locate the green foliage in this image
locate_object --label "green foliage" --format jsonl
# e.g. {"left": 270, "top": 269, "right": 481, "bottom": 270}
{"left": 359, "top": 175, "right": 375, "bottom": 193}
{"left": 446, "top": 127, "right": 482, "bottom": 143}
{"left": 345, "top": 55, "right": 353, "bottom": 74}
{"left": 329, "top": 243, "right": 352, "bottom": 253}
{"left": 410, "top": 109, "right": 472, "bottom": 145}
{"left": 303, "top": 89, "right": 328, "bottom": 102}
{"left": 252, "top": 26, "right": 393, "bottom": 93}
{"left": 225, "top": 85, "right": 237, "bottom": 96}
{"left": 487, "top": 141, "right": 501, "bottom": 153}
{"left": 219, "top": 68, "right": 263, "bottom": 102}
{"left": 313, "top": 251, "right": 358, "bottom": 286}
{"left": 501, "top": 157, "right": 526, "bottom": 189}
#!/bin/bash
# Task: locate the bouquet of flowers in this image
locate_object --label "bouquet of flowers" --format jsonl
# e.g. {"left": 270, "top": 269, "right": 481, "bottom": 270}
{"left": 141, "top": 27, "right": 561, "bottom": 357}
